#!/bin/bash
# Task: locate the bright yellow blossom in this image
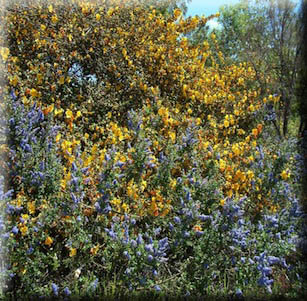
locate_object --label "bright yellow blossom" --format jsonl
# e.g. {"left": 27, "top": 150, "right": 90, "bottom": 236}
{"left": 69, "top": 248, "right": 77, "bottom": 257}
{"left": 44, "top": 236, "right": 53, "bottom": 247}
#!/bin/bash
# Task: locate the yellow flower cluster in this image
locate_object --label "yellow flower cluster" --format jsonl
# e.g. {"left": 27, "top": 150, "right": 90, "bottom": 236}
{"left": 3, "top": 0, "right": 292, "bottom": 225}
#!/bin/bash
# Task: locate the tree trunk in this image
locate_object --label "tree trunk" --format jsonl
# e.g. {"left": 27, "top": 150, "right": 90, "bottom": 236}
{"left": 282, "top": 96, "right": 290, "bottom": 136}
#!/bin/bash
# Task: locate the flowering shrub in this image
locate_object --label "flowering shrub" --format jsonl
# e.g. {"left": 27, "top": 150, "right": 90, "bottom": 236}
{"left": 0, "top": 0, "right": 306, "bottom": 299}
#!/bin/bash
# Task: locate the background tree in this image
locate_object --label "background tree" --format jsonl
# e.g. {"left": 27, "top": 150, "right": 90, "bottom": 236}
{"left": 204, "top": 0, "right": 301, "bottom": 138}
{"left": 298, "top": 0, "right": 307, "bottom": 137}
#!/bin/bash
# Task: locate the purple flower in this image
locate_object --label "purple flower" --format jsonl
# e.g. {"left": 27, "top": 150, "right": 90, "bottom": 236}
{"left": 123, "top": 251, "right": 131, "bottom": 260}
{"left": 105, "top": 228, "right": 117, "bottom": 239}
{"left": 25, "top": 144, "right": 32, "bottom": 153}
{"left": 198, "top": 214, "right": 212, "bottom": 222}
{"left": 154, "top": 227, "right": 161, "bottom": 235}
{"left": 258, "top": 275, "right": 273, "bottom": 289}
{"left": 51, "top": 283, "right": 59, "bottom": 296}
{"left": 81, "top": 167, "right": 89, "bottom": 174}
{"left": 70, "top": 176, "right": 79, "bottom": 187}
{"left": 130, "top": 239, "right": 137, "bottom": 248}
{"left": 183, "top": 231, "right": 190, "bottom": 238}
{"left": 153, "top": 270, "right": 158, "bottom": 277}
{"left": 12, "top": 226, "right": 18, "bottom": 234}
{"left": 267, "top": 256, "right": 280, "bottom": 265}
{"left": 236, "top": 288, "right": 243, "bottom": 297}
{"left": 27, "top": 246, "right": 34, "bottom": 254}
{"left": 262, "top": 267, "right": 272, "bottom": 276}
{"left": 71, "top": 192, "right": 79, "bottom": 204}
{"left": 90, "top": 278, "right": 98, "bottom": 290}
{"left": 158, "top": 237, "right": 169, "bottom": 250}
{"left": 145, "top": 244, "right": 154, "bottom": 253}
{"left": 6, "top": 204, "right": 15, "bottom": 215}
{"left": 39, "top": 161, "right": 45, "bottom": 171}
{"left": 248, "top": 258, "right": 255, "bottom": 265}
{"left": 64, "top": 287, "right": 71, "bottom": 296}
{"left": 103, "top": 204, "right": 112, "bottom": 214}
{"left": 94, "top": 202, "right": 102, "bottom": 213}
{"left": 137, "top": 234, "right": 143, "bottom": 245}
{"left": 147, "top": 254, "right": 154, "bottom": 262}
{"left": 116, "top": 161, "right": 125, "bottom": 168}
{"left": 154, "top": 285, "right": 161, "bottom": 292}
{"left": 10, "top": 89, "right": 17, "bottom": 100}
{"left": 71, "top": 162, "right": 78, "bottom": 172}
{"left": 174, "top": 216, "right": 181, "bottom": 224}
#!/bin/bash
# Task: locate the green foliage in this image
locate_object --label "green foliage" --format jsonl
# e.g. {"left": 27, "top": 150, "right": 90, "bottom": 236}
{"left": 0, "top": 1, "right": 306, "bottom": 299}
{"left": 214, "top": 0, "right": 301, "bottom": 137}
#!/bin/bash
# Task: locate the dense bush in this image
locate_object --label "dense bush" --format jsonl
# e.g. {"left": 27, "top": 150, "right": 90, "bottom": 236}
{"left": 0, "top": 0, "right": 306, "bottom": 299}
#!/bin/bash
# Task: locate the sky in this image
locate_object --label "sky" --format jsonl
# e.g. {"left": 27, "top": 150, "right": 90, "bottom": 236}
{"left": 186, "top": 0, "right": 243, "bottom": 18}
{"left": 186, "top": 0, "right": 246, "bottom": 30}
{"left": 186, "top": 0, "right": 301, "bottom": 29}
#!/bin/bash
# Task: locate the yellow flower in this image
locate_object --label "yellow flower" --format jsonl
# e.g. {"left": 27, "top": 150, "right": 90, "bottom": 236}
{"left": 76, "top": 111, "right": 82, "bottom": 118}
{"left": 54, "top": 108, "right": 63, "bottom": 117}
{"left": 140, "top": 180, "right": 147, "bottom": 191}
{"left": 30, "top": 88, "right": 38, "bottom": 97}
{"left": 169, "top": 131, "right": 176, "bottom": 143}
{"left": 122, "top": 203, "right": 129, "bottom": 212}
{"left": 21, "top": 214, "right": 29, "bottom": 221}
{"left": 247, "top": 170, "right": 254, "bottom": 179}
{"left": 10, "top": 75, "right": 18, "bottom": 87}
{"left": 69, "top": 248, "right": 77, "bottom": 257}
{"left": 27, "top": 201, "right": 36, "bottom": 214}
{"left": 65, "top": 109, "right": 73, "bottom": 119}
{"left": 107, "top": 8, "right": 114, "bottom": 16}
{"left": 44, "top": 236, "right": 53, "bottom": 247}
{"left": 96, "top": 13, "right": 101, "bottom": 21}
{"left": 280, "top": 170, "right": 290, "bottom": 180}
{"left": 248, "top": 104, "right": 255, "bottom": 112}
{"left": 20, "top": 225, "right": 28, "bottom": 236}
{"left": 193, "top": 224, "right": 202, "bottom": 232}
{"left": 220, "top": 199, "right": 225, "bottom": 206}
{"left": 43, "top": 104, "right": 54, "bottom": 115}
{"left": 0, "top": 47, "right": 10, "bottom": 61}
{"left": 170, "top": 178, "right": 177, "bottom": 190}
{"left": 219, "top": 159, "right": 226, "bottom": 172}
{"left": 48, "top": 4, "right": 53, "bottom": 13}
{"left": 59, "top": 76, "right": 65, "bottom": 85}
{"left": 55, "top": 133, "right": 61, "bottom": 143}
{"left": 111, "top": 198, "right": 121, "bottom": 207}
{"left": 227, "top": 190, "right": 233, "bottom": 198}
{"left": 232, "top": 144, "right": 240, "bottom": 156}
{"left": 90, "top": 245, "right": 100, "bottom": 255}
{"left": 51, "top": 15, "right": 58, "bottom": 24}
{"left": 173, "top": 8, "right": 182, "bottom": 19}
{"left": 252, "top": 128, "right": 258, "bottom": 138}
